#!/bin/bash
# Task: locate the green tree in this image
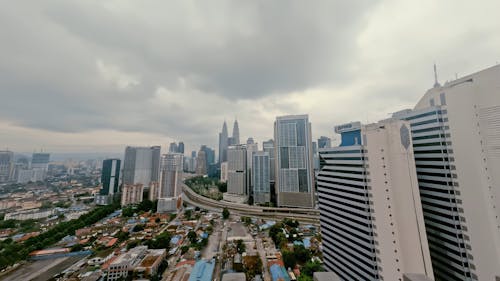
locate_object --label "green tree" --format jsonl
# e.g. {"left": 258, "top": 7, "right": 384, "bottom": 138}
{"left": 236, "top": 239, "right": 246, "bottom": 254}
{"left": 222, "top": 208, "right": 230, "bottom": 219}
{"left": 70, "top": 243, "right": 84, "bottom": 252}
{"left": 138, "top": 199, "right": 153, "bottom": 212}
{"left": 180, "top": 245, "right": 189, "bottom": 254}
{"left": 133, "top": 224, "right": 144, "bottom": 232}
{"left": 282, "top": 250, "right": 297, "bottom": 269}
{"left": 122, "top": 207, "right": 134, "bottom": 217}
{"left": 184, "top": 209, "right": 192, "bottom": 220}
{"left": 293, "top": 245, "right": 311, "bottom": 264}
{"left": 301, "top": 260, "right": 323, "bottom": 277}
{"left": 187, "top": 231, "right": 197, "bottom": 244}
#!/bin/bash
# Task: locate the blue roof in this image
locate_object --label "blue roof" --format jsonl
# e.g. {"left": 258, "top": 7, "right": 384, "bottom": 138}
{"left": 303, "top": 238, "right": 311, "bottom": 249}
{"left": 170, "top": 235, "right": 181, "bottom": 245}
{"left": 189, "top": 259, "right": 215, "bottom": 281}
{"left": 200, "top": 232, "right": 209, "bottom": 239}
{"left": 270, "top": 264, "right": 290, "bottom": 281}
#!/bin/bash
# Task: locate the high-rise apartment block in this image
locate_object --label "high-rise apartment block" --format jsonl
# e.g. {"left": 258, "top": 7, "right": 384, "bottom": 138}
{"left": 96, "top": 158, "right": 121, "bottom": 205}
{"left": 31, "top": 152, "right": 50, "bottom": 181}
{"left": 220, "top": 162, "right": 228, "bottom": 183}
{"left": 196, "top": 150, "right": 207, "bottom": 175}
{"left": 274, "top": 115, "right": 314, "bottom": 208}
{"left": 262, "top": 139, "right": 276, "bottom": 183}
{"left": 318, "top": 120, "right": 433, "bottom": 280}
{"left": 159, "top": 153, "right": 183, "bottom": 198}
{"left": 391, "top": 65, "right": 500, "bottom": 280}
{"left": 225, "top": 145, "right": 247, "bottom": 203}
{"left": 246, "top": 138, "right": 258, "bottom": 195}
{"left": 157, "top": 153, "right": 183, "bottom": 212}
{"left": 252, "top": 151, "right": 270, "bottom": 204}
{"left": 122, "top": 146, "right": 161, "bottom": 189}
{"left": 121, "top": 184, "right": 144, "bottom": 206}
{"left": 0, "top": 151, "right": 14, "bottom": 183}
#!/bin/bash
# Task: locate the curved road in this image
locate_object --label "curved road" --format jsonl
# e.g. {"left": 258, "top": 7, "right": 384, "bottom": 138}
{"left": 182, "top": 183, "right": 320, "bottom": 225}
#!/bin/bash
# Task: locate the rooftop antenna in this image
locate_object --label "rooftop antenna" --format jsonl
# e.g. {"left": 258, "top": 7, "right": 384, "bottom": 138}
{"left": 433, "top": 63, "right": 441, "bottom": 88}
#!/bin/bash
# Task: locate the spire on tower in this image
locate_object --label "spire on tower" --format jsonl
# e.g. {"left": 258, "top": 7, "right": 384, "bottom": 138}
{"left": 433, "top": 63, "right": 441, "bottom": 88}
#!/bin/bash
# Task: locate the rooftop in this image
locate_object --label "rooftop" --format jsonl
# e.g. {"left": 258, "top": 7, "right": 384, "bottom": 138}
{"left": 188, "top": 259, "right": 216, "bottom": 281}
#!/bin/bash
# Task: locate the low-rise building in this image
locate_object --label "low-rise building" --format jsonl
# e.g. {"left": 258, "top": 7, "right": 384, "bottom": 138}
{"left": 188, "top": 259, "right": 216, "bottom": 281}
{"left": 4, "top": 208, "right": 54, "bottom": 220}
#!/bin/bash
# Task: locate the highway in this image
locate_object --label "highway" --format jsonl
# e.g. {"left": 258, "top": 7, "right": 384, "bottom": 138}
{"left": 181, "top": 183, "right": 320, "bottom": 225}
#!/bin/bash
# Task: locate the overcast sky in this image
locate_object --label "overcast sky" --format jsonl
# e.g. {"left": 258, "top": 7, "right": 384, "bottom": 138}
{"left": 1, "top": 0, "right": 499, "bottom": 155}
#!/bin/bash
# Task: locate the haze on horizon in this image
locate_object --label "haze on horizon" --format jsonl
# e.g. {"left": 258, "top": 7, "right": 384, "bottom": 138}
{"left": 1, "top": 0, "right": 500, "bottom": 154}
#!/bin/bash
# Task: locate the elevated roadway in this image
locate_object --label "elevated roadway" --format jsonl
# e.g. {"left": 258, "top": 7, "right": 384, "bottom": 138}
{"left": 181, "top": 183, "right": 320, "bottom": 225}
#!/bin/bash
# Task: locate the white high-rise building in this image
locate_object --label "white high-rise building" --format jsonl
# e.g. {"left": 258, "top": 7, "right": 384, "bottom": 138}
{"left": 157, "top": 153, "right": 183, "bottom": 213}
{"left": 31, "top": 152, "right": 50, "bottom": 181}
{"left": 392, "top": 65, "right": 500, "bottom": 281}
{"left": 122, "top": 146, "right": 161, "bottom": 189}
{"left": 227, "top": 145, "right": 247, "bottom": 196}
{"left": 252, "top": 151, "right": 270, "bottom": 204}
{"left": 0, "top": 151, "right": 14, "bottom": 183}
{"left": 246, "top": 138, "right": 259, "bottom": 195}
{"left": 121, "top": 184, "right": 144, "bottom": 206}
{"left": 318, "top": 120, "right": 433, "bottom": 280}
{"left": 262, "top": 139, "right": 275, "bottom": 183}
{"left": 274, "top": 115, "right": 314, "bottom": 208}
{"left": 220, "top": 162, "right": 228, "bottom": 183}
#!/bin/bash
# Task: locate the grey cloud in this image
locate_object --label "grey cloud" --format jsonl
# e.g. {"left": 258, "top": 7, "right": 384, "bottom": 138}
{"left": 0, "top": 0, "right": 378, "bottom": 146}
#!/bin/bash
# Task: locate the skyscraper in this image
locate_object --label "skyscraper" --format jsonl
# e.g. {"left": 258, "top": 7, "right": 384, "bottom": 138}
{"left": 262, "top": 139, "right": 275, "bottom": 183}
{"left": 31, "top": 153, "right": 50, "bottom": 170}
{"left": 169, "top": 142, "right": 178, "bottom": 153}
{"left": 392, "top": 65, "right": 500, "bottom": 280}
{"left": 158, "top": 153, "right": 184, "bottom": 213}
{"left": 219, "top": 121, "right": 229, "bottom": 163}
{"left": 178, "top": 142, "right": 185, "bottom": 154}
{"left": 122, "top": 146, "right": 161, "bottom": 189}
{"left": 96, "top": 158, "right": 121, "bottom": 205}
{"left": 159, "top": 153, "right": 184, "bottom": 198}
{"left": 0, "top": 151, "right": 14, "bottom": 183}
{"left": 31, "top": 152, "right": 50, "bottom": 181}
{"left": 196, "top": 150, "right": 207, "bottom": 175}
{"left": 226, "top": 145, "right": 247, "bottom": 199}
{"left": 317, "top": 120, "right": 433, "bottom": 280}
{"left": 274, "top": 115, "right": 314, "bottom": 208}
{"left": 317, "top": 136, "right": 332, "bottom": 149}
{"left": 252, "top": 151, "right": 270, "bottom": 204}
{"left": 246, "top": 138, "right": 258, "bottom": 195}
{"left": 232, "top": 119, "right": 240, "bottom": 145}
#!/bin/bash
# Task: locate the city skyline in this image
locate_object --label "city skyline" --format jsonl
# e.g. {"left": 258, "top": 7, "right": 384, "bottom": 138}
{"left": 2, "top": 1, "right": 500, "bottom": 154}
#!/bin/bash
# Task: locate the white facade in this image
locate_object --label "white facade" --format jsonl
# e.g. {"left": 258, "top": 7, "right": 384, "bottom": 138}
{"left": 160, "top": 153, "right": 184, "bottom": 198}
{"left": 227, "top": 145, "right": 247, "bottom": 195}
{"left": 318, "top": 120, "right": 433, "bottom": 280}
{"left": 393, "top": 64, "right": 500, "bottom": 280}
{"left": 274, "top": 115, "right": 314, "bottom": 208}
{"left": 252, "top": 151, "right": 270, "bottom": 204}
{"left": 220, "top": 162, "right": 228, "bottom": 183}
{"left": 4, "top": 208, "right": 55, "bottom": 220}
{"left": 121, "top": 184, "right": 144, "bottom": 206}
{"left": 16, "top": 168, "right": 46, "bottom": 183}
{"left": 0, "top": 151, "right": 14, "bottom": 182}
{"left": 157, "top": 197, "right": 177, "bottom": 213}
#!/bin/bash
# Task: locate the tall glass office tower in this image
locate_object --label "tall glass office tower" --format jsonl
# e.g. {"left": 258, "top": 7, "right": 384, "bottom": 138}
{"left": 274, "top": 114, "right": 314, "bottom": 208}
